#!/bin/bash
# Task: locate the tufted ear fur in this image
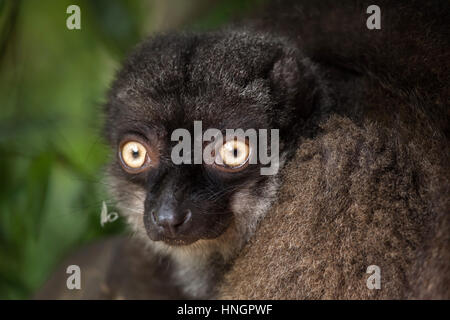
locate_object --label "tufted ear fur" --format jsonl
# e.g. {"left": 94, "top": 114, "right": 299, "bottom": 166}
{"left": 268, "top": 46, "right": 323, "bottom": 135}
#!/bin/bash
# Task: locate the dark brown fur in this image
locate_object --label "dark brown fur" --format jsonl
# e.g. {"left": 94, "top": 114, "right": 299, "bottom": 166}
{"left": 218, "top": 1, "right": 450, "bottom": 299}
{"left": 219, "top": 113, "right": 449, "bottom": 299}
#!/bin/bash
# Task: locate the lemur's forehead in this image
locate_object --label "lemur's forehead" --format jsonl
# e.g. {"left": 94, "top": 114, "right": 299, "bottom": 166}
{"left": 115, "top": 31, "right": 282, "bottom": 94}
{"left": 106, "top": 31, "right": 282, "bottom": 144}
{"left": 112, "top": 86, "right": 270, "bottom": 135}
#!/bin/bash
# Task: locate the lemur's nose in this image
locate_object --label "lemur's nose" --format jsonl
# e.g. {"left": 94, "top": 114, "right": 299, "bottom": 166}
{"left": 151, "top": 204, "right": 192, "bottom": 237}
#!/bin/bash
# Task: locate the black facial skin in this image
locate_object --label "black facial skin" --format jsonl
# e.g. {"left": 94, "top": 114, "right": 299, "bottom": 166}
{"left": 141, "top": 160, "right": 259, "bottom": 246}
{"left": 104, "top": 31, "right": 319, "bottom": 246}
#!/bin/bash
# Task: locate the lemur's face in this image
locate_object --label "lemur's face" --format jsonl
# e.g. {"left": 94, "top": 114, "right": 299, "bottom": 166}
{"left": 105, "top": 32, "right": 315, "bottom": 248}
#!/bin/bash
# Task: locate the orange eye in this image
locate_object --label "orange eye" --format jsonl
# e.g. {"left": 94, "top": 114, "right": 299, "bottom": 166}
{"left": 215, "top": 140, "right": 250, "bottom": 171}
{"left": 121, "top": 141, "right": 147, "bottom": 168}
{"left": 119, "top": 139, "right": 156, "bottom": 173}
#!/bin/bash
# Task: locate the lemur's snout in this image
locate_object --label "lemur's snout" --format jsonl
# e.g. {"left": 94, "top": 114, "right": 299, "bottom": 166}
{"left": 144, "top": 195, "right": 198, "bottom": 245}
{"left": 151, "top": 204, "right": 192, "bottom": 237}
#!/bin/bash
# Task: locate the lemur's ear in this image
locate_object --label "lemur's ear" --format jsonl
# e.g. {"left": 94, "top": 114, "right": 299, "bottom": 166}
{"left": 269, "top": 46, "right": 318, "bottom": 127}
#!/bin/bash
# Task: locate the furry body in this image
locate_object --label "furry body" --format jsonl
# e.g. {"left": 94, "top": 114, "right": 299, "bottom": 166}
{"left": 219, "top": 0, "right": 449, "bottom": 299}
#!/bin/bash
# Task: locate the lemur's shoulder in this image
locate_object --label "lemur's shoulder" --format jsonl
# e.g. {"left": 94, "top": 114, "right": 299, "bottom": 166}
{"left": 219, "top": 112, "right": 449, "bottom": 299}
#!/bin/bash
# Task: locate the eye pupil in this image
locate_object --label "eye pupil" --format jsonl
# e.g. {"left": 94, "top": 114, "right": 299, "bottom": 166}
{"left": 233, "top": 148, "right": 238, "bottom": 157}
{"left": 120, "top": 141, "right": 149, "bottom": 170}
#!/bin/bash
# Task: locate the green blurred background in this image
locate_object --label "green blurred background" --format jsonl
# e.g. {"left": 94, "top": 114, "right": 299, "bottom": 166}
{"left": 0, "top": 0, "right": 265, "bottom": 299}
